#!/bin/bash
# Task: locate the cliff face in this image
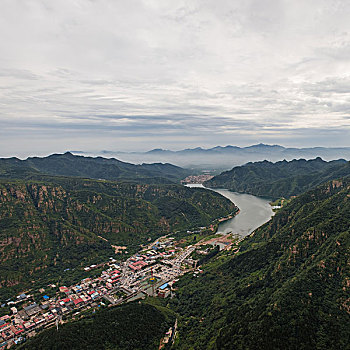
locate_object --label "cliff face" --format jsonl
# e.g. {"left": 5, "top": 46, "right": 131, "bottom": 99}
{"left": 0, "top": 179, "right": 235, "bottom": 295}
{"left": 0, "top": 182, "right": 112, "bottom": 290}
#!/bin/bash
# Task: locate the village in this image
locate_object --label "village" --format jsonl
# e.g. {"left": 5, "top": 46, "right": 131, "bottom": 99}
{"left": 0, "top": 231, "right": 239, "bottom": 349}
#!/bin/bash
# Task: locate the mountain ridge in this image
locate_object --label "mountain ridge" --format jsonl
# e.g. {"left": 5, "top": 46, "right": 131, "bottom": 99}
{"left": 88, "top": 144, "right": 350, "bottom": 170}
{"left": 0, "top": 175, "right": 236, "bottom": 299}
{"left": 0, "top": 152, "right": 190, "bottom": 184}
{"left": 204, "top": 158, "right": 350, "bottom": 199}
{"left": 169, "top": 177, "right": 350, "bottom": 349}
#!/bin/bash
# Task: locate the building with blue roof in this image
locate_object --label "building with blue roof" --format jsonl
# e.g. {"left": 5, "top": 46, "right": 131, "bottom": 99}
{"left": 159, "top": 283, "right": 169, "bottom": 290}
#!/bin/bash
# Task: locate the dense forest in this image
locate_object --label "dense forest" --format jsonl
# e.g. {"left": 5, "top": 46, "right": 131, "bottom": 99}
{"left": 169, "top": 177, "right": 350, "bottom": 349}
{"left": 204, "top": 157, "right": 350, "bottom": 199}
{"left": 0, "top": 152, "right": 190, "bottom": 184}
{"left": 3, "top": 154, "right": 350, "bottom": 349}
{"left": 16, "top": 175, "right": 350, "bottom": 350}
{"left": 17, "top": 302, "right": 175, "bottom": 350}
{"left": 0, "top": 176, "right": 235, "bottom": 298}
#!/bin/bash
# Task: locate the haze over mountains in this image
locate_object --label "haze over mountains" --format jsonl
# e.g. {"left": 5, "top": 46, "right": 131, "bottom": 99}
{"left": 1, "top": 0, "right": 350, "bottom": 348}
{"left": 78, "top": 144, "right": 350, "bottom": 171}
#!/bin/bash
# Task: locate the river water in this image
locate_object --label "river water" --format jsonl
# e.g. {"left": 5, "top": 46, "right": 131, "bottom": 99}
{"left": 186, "top": 184, "right": 274, "bottom": 237}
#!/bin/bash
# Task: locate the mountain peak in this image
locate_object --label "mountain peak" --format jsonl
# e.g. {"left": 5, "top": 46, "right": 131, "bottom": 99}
{"left": 245, "top": 143, "right": 285, "bottom": 149}
{"left": 63, "top": 151, "right": 75, "bottom": 157}
{"left": 146, "top": 148, "right": 168, "bottom": 154}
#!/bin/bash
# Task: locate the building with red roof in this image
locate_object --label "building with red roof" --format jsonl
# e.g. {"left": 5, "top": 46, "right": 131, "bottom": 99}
{"left": 73, "top": 298, "right": 84, "bottom": 306}
{"left": 59, "top": 286, "right": 69, "bottom": 293}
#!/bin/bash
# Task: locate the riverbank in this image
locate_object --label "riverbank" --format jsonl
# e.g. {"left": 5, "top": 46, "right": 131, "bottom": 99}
{"left": 186, "top": 184, "right": 274, "bottom": 237}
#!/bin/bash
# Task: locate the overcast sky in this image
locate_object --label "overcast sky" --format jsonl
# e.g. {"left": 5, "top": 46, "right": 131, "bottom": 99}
{"left": 1, "top": 0, "right": 350, "bottom": 157}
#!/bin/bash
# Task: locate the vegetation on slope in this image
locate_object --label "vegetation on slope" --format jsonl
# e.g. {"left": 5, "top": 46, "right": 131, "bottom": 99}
{"left": 0, "top": 152, "right": 190, "bottom": 184}
{"left": 204, "top": 157, "right": 350, "bottom": 199}
{"left": 0, "top": 176, "right": 236, "bottom": 299}
{"left": 169, "top": 177, "right": 350, "bottom": 349}
{"left": 17, "top": 302, "right": 175, "bottom": 350}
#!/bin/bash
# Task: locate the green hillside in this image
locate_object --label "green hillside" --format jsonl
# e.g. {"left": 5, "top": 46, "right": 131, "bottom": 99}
{"left": 0, "top": 152, "right": 190, "bottom": 183}
{"left": 169, "top": 177, "right": 350, "bottom": 349}
{"left": 17, "top": 302, "right": 175, "bottom": 350}
{"left": 204, "top": 158, "right": 350, "bottom": 199}
{"left": 0, "top": 177, "right": 235, "bottom": 298}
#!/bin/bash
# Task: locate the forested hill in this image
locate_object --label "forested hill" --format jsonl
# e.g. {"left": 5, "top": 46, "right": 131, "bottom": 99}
{"left": 170, "top": 177, "right": 350, "bottom": 349}
{"left": 204, "top": 157, "right": 350, "bottom": 199}
{"left": 0, "top": 152, "right": 190, "bottom": 184}
{"left": 17, "top": 302, "right": 175, "bottom": 350}
{"left": 0, "top": 176, "right": 236, "bottom": 298}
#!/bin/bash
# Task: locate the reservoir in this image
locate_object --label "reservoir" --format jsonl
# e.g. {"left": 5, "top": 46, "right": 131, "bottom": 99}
{"left": 186, "top": 184, "right": 274, "bottom": 237}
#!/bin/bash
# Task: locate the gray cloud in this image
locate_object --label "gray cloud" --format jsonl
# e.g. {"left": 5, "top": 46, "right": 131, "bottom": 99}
{"left": 0, "top": 0, "right": 349, "bottom": 158}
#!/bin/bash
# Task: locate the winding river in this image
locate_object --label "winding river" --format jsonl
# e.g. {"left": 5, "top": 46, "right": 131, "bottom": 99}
{"left": 186, "top": 184, "right": 274, "bottom": 237}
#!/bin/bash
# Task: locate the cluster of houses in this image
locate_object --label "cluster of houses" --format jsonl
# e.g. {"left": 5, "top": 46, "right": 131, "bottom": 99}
{"left": 0, "top": 274, "right": 112, "bottom": 349}
{"left": 0, "top": 234, "right": 220, "bottom": 349}
{"left": 0, "top": 244, "right": 177, "bottom": 349}
{"left": 128, "top": 260, "right": 148, "bottom": 272}
{"left": 127, "top": 250, "right": 175, "bottom": 272}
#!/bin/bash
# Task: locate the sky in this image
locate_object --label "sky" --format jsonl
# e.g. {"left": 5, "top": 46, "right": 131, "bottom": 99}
{"left": 1, "top": 0, "right": 350, "bottom": 158}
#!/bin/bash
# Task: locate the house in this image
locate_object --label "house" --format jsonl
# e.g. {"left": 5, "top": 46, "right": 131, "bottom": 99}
{"left": 159, "top": 283, "right": 169, "bottom": 290}
{"left": 23, "top": 321, "right": 35, "bottom": 330}
{"left": 59, "top": 286, "right": 69, "bottom": 293}
{"left": 0, "top": 323, "right": 10, "bottom": 333}
{"left": 73, "top": 298, "right": 84, "bottom": 306}
{"left": 18, "top": 310, "right": 29, "bottom": 321}
{"left": 11, "top": 324, "right": 24, "bottom": 335}
{"left": 61, "top": 307, "right": 69, "bottom": 314}
{"left": 17, "top": 293, "right": 27, "bottom": 301}
{"left": 24, "top": 303, "right": 41, "bottom": 317}
{"left": 40, "top": 303, "right": 49, "bottom": 311}
{"left": 157, "top": 289, "right": 170, "bottom": 298}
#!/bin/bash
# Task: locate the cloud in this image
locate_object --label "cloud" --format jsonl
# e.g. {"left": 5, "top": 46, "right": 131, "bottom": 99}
{"left": 0, "top": 0, "right": 349, "bottom": 157}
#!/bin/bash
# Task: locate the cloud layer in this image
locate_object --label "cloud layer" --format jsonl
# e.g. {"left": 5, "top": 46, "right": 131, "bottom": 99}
{"left": 1, "top": 0, "right": 349, "bottom": 157}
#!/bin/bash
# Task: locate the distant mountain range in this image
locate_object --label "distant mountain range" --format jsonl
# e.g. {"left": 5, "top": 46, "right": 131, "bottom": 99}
{"left": 80, "top": 144, "right": 350, "bottom": 171}
{"left": 0, "top": 152, "right": 190, "bottom": 183}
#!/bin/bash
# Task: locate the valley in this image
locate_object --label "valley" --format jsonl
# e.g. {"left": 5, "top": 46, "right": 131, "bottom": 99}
{"left": 2, "top": 2, "right": 349, "bottom": 348}
{"left": 1, "top": 200, "right": 239, "bottom": 349}
{"left": 0, "top": 155, "right": 349, "bottom": 350}
{"left": 170, "top": 178, "right": 350, "bottom": 349}
{"left": 187, "top": 184, "right": 274, "bottom": 237}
